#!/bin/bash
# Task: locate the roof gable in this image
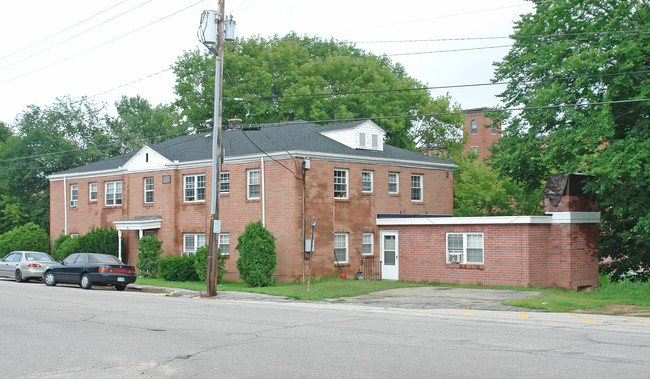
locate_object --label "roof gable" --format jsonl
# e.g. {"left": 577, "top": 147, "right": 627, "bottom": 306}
{"left": 121, "top": 146, "right": 173, "bottom": 172}
{"left": 319, "top": 120, "right": 385, "bottom": 151}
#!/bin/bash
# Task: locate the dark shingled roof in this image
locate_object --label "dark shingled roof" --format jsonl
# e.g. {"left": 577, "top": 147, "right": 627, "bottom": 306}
{"left": 54, "top": 120, "right": 452, "bottom": 175}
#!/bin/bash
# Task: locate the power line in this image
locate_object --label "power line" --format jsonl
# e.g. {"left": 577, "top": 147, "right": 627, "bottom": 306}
{"left": 0, "top": 0, "right": 130, "bottom": 62}
{"left": 0, "top": 0, "right": 205, "bottom": 86}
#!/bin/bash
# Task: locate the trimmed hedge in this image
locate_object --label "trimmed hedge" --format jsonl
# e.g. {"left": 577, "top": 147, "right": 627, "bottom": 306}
{"left": 236, "top": 221, "right": 277, "bottom": 287}
{"left": 137, "top": 236, "right": 163, "bottom": 278}
{"left": 193, "top": 246, "right": 228, "bottom": 284}
{"left": 0, "top": 222, "right": 50, "bottom": 258}
{"left": 158, "top": 254, "right": 199, "bottom": 282}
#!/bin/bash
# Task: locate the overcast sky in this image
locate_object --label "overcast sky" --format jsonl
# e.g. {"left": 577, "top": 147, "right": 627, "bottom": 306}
{"left": 0, "top": 0, "right": 535, "bottom": 125}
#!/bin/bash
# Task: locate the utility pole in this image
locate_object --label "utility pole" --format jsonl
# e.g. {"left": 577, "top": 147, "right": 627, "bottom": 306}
{"left": 198, "top": 0, "right": 235, "bottom": 297}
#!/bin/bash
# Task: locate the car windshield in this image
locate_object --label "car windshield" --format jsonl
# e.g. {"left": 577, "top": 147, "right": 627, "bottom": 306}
{"left": 25, "top": 253, "right": 54, "bottom": 262}
{"left": 89, "top": 254, "right": 123, "bottom": 264}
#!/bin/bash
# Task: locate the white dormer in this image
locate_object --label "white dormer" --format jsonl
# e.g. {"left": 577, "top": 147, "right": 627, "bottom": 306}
{"left": 121, "top": 146, "right": 173, "bottom": 172}
{"left": 320, "top": 120, "right": 385, "bottom": 151}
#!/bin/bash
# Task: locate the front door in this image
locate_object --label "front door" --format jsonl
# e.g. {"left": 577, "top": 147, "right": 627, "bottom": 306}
{"left": 381, "top": 231, "right": 399, "bottom": 280}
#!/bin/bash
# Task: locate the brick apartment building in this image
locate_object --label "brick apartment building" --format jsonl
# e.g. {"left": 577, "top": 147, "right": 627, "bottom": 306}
{"left": 49, "top": 120, "right": 455, "bottom": 283}
{"left": 463, "top": 108, "right": 500, "bottom": 161}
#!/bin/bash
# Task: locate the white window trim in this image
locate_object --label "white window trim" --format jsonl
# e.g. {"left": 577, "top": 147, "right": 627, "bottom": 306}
{"left": 184, "top": 174, "right": 206, "bottom": 202}
{"left": 362, "top": 170, "right": 373, "bottom": 193}
{"left": 334, "top": 169, "right": 348, "bottom": 199}
{"left": 183, "top": 233, "right": 206, "bottom": 255}
{"left": 411, "top": 174, "right": 423, "bottom": 202}
{"left": 219, "top": 233, "right": 230, "bottom": 256}
{"left": 144, "top": 177, "right": 154, "bottom": 204}
{"left": 446, "top": 232, "right": 484, "bottom": 264}
{"left": 334, "top": 232, "right": 349, "bottom": 264}
{"left": 220, "top": 171, "right": 230, "bottom": 194}
{"left": 247, "top": 169, "right": 260, "bottom": 200}
{"left": 105, "top": 181, "right": 122, "bottom": 206}
{"left": 89, "top": 182, "right": 97, "bottom": 202}
{"left": 362, "top": 232, "right": 374, "bottom": 256}
{"left": 70, "top": 184, "right": 78, "bottom": 208}
{"left": 359, "top": 132, "right": 366, "bottom": 148}
{"left": 388, "top": 172, "right": 399, "bottom": 194}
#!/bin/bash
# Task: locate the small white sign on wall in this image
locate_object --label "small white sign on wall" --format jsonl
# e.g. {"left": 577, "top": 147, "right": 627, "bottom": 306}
{"left": 213, "top": 220, "right": 221, "bottom": 234}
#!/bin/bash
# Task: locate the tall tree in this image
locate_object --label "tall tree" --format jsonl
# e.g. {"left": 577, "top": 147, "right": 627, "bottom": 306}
{"left": 491, "top": 0, "right": 650, "bottom": 279}
{"left": 107, "top": 95, "right": 185, "bottom": 152}
{"left": 173, "top": 33, "right": 464, "bottom": 151}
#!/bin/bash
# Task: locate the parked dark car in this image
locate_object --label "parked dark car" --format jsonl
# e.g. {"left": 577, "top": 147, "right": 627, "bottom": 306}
{"left": 0, "top": 251, "right": 56, "bottom": 282}
{"left": 43, "top": 253, "right": 136, "bottom": 291}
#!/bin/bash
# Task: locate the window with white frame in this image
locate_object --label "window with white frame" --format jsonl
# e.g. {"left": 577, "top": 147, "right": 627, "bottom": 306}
{"left": 471, "top": 146, "right": 479, "bottom": 154}
{"left": 361, "top": 170, "right": 373, "bottom": 193}
{"left": 491, "top": 124, "right": 497, "bottom": 135}
{"left": 144, "top": 177, "right": 154, "bottom": 204}
{"left": 362, "top": 232, "right": 374, "bottom": 255}
{"left": 105, "top": 181, "right": 122, "bottom": 206}
{"left": 446, "top": 233, "right": 484, "bottom": 264}
{"left": 334, "top": 169, "right": 348, "bottom": 199}
{"left": 89, "top": 182, "right": 97, "bottom": 201}
{"left": 220, "top": 171, "right": 230, "bottom": 193}
{"left": 247, "top": 169, "right": 260, "bottom": 199}
{"left": 388, "top": 172, "right": 399, "bottom": 194}
{"left": 471, "top": 120, "right": 478, "bottom": 134}
{"left": 70, "top": 184, "right": 78, "bottom": 207}
{"left": 219, "top": 233, "right": 230, "bottom": 256}
{"left": 184, "top": 174, "right": 205, "bottom": 202}
{"left": 371, "top": 134, "right": 379, "bottom": 149}
{"left": 411, "top": 174, "right": 423, "bottom": 202}
{"left": 359, "top": 132, "right": 366, "bottom": 148}
{"left": 334, "top": 233, "right": 348, "bottom": 263}
{"left": 183, "top": 233, "right": 206, "bottom": 255}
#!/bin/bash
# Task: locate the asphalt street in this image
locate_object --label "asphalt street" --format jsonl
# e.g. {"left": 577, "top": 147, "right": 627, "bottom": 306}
{"left": 1, "top": 279, "right": 649, "bottom": 378}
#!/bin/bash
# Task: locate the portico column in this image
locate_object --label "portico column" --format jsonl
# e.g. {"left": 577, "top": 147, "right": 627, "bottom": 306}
{"left": 118, "top": 230, "right": 123, "bottom": 261}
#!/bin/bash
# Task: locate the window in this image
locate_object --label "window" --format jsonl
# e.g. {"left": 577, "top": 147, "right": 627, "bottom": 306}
{"left": 219, "top": 233, "right": 230, "bottom": 256}
{"left": 446, "top": 233, "right": 484, "bottom": 264}
{"left": 411, "top": 174, "right": 423, "bottom": 202}
{"left": 361, "top": 170, "right": 373, "bottom": 193}
{"left": 388, "top": 172, "right": 399, "bottom": 194}
{"left": 70, "top": 184, "right": 78, "bottom": 207}
{"left": 184, "top": 174, "right": 205, "bottom": 202}
{"left": 89, "top": 183, "right": 97, "bottom": 201}
{"left": 184, "top": 233, "right": 206, "bottom": 254}
{"left": 334, "top": 233, "right": 348, "bottom": 263}
{"left": 105, "top": 181, "right": 122, "bottom": 206}
{"left": 334, "top": 169, "right": 348, "bottom": 199}
{"left": 371, "top": 134, "right": 379, "bottom": 149}
{"left": 247, "top": 169, "right": 260, "bottom": 199}
{"left": 220, "top": 171, "right": 230, "bottom": 193}
{"left": 471, "top": 120, "right": 478, "bottom": 134}
{"left": 362, "top": 233, "right": 374, "bottom": 255}
{"left": 471, "top": 146, "right": 479, "bottom": 154}
{"left": 144, "top": 177, "right": 154, "bottom": 204}
{"left": 359, "top": 132, "right": 366, "bottom": 148}
{"left": 491, "top": 125, "right": 496, "bottom": 135}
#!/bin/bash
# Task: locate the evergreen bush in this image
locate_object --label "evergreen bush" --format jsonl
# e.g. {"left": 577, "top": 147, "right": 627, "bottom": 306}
{"left": 136, "top": 236, "right": 163, "bottom": 278}
{"left": 193, "top": 245, "right": 228, "bottom": 284}
{"left": 0, "top": 222, "right": 50, "bottom": 258}
{"left": 52, "top": 236, "right": 81, "bottom": 261}
{"left": 79, "top": 227, "right": 119, "bottom": 256}
{"left": 158, "top": 254, "right": 199, "bottom": 282}
{"left": 236, "top": 221, "right": 277, "bottom": 287}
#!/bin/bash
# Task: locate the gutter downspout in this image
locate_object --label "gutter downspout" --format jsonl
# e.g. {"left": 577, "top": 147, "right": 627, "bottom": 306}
{"left": 63, "top": 177, "right": 68, "bottom": 235}
{"left": 261, "top": 157, "right": 265, "bottom": 227}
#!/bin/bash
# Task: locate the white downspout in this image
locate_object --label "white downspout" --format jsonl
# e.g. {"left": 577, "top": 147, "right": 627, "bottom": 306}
{"left": 63, "top": 177, "right": 68, "bottom": 235}
{"left": 261, "top": 157, "right": 266, "bottom": 227}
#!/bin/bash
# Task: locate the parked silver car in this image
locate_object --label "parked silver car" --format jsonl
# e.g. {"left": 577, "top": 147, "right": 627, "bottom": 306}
{"left": 0, "top": 251, "right": 56, "bottom": 282}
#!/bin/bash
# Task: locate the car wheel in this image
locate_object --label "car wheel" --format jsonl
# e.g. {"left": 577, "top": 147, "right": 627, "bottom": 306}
{"left": 80, "top": 274, "right": 92, "bottom": 289}
{"left": 44, "top": 272, "right": 57, "bottom": 286}
{"left": 115, "top": 284, "right": 126, "bottom": 291}
{"left": 15, "top": 269, "right": 24, "bottom": 282}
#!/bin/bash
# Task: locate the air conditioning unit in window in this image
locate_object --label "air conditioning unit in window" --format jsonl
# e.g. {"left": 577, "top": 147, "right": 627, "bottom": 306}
{"left": 70, "top": 201, "right": 77, "bottom": 208}
{"left": 447, "top": 253, "right": 464, "bottom": 263}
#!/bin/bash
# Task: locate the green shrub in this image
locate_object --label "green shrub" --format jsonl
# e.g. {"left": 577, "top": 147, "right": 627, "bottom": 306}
{"left": 53, "top": 236, "right": 82, "bottom": 261}
{"left": 53, "top": 233, "right": 70, "bottom": 255}
{"left": 193, "top": 246, "right": 228, "bottom": 284}
{"left": 236, "top": 221, "right": 277, "bottom": 287}
{"left": 158, "top": 254, "right": 199, "bottom": 282}
{"left": 79, "top": 227, "right": 120, "bottom": 256}
{"left": 137, "top": 236, "right": 163, "bottom": 278}
{"left": 0, "top": 222, "right": 50, "bottom": 258}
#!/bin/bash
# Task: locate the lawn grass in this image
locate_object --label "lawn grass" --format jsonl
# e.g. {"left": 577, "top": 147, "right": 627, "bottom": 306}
{"left": 134, "top": 275, "right": 650, "bottom": 314}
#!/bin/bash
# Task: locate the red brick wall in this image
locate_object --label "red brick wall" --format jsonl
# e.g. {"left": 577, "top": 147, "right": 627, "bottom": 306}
{"left": 463, "top": 109, "right": 500, "bottom": 161}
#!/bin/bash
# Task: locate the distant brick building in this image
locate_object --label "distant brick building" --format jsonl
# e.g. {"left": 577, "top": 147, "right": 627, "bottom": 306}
{"left": 49, "top": 120, "right": 455, "bottom": 283}
{"left": 463, "top": 108, "right": 500, "bottom": 161}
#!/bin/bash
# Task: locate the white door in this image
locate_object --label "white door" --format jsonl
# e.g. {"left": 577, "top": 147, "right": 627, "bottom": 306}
{"left": 381, "top": 231, "right": 399, "bottom": 280}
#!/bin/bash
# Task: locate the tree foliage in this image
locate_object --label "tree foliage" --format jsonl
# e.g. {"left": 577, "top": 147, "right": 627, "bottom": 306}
{"left": 0, "top": 222, "right": 50, "bottom": 258}
{"left": 173, "top": 33, "right": 464, "bottom": 151}
{"left": 491, "top": 0, "right": 650, "bottom": 279}
{"left": 236, "top": 221, "right": 277, "bottom": 287}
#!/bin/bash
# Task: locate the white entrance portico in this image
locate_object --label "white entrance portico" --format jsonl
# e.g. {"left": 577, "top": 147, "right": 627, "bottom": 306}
{"left": 113, "top": 216, "right": 162, "bottom": 261}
